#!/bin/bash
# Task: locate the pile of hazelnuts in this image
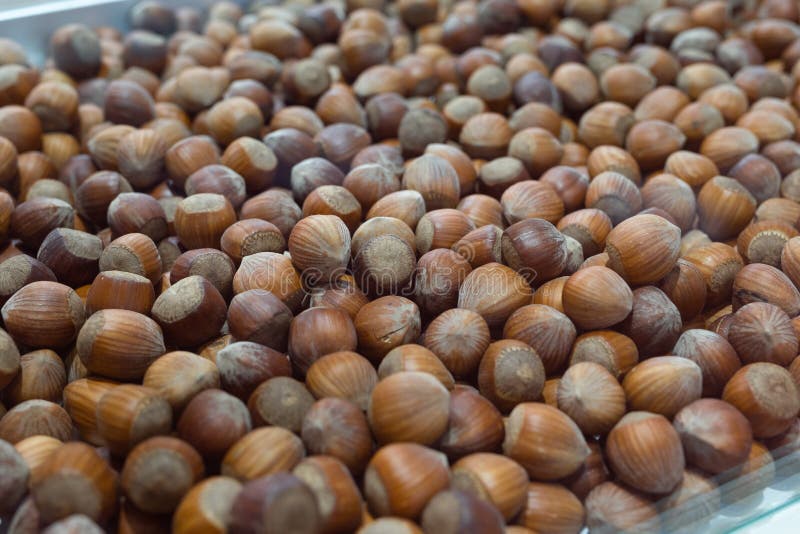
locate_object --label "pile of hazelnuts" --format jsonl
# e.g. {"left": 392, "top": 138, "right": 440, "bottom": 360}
{"left": 3, "top": 0, "right": 800, "bottom": 532}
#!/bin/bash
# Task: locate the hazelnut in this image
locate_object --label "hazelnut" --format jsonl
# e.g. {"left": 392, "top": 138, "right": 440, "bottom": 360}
{"left": 308, "top": 282, "right": 369, "bottom": 322}
{"left": 618, "top": 286, "right": 682, "bottom": 358}
{"left": 74, "top": 171, "right": 133, "bottom": 227}
{"left": 0, "top": 399, "right": 72, "bottom": 444}
{"left": 556, "top": 209, "right": 613, "bottom": 258}
{"left": 508, "top": 127, "right": 564, "bottom": 178}
{"left": 449, "top": 452, "right": 528, "bottom": 521}
{"left": 501, "top": 180, "right": 564, "bottom": 225}
{"left": 314, "top": 123, "right": 372, "bottom": 169}
{"left": 664, "top": 150, "right": 719, "bottom": 188}
{"left": 727, "top": 302, "right": 798, "bottom": 366}
{"left": 363, "top": 94, "right": 408, "bottom": 141}
{"left": 600, "top": 63, "right": 656, "bottom": 107}
{"left": 290, "top": 157, "right": 345, "bottom": 203}
{"left": 104, "top": 80, "right": 156, "bottom": 127}
{"left": 363, "top": 443, "right": 449, "bottom": 519}
{"left": 32, "top": 228, "right": 101, "bottom": 288}
{"left": 657, "top": 258, "right": 707, "bottom": 322}
{"left": 552, "top": 63, "right": 599, "bottom": 113}
{"left": 2, "top": 281, "right": 84, "bottom": 349}
{"left": 439, "top": 384, "right": 504, "bottom": 461}
{"left": 452, "top": 224, "right": 504, "bottom": 268}
{"left": 121, "top": 436, "right": 204, "bottom": 515}
{"left": 165, "top": 136, "right": 221, "bottom": 189}
{"left": 640, "top": 173, "right": 697, "bottom": 232}
{"left": 142, "top": 351, "right": 219, "bottom": 413}
{"left": 738, "top": 221, "right": 797, "bottom": 270}
{"left": 206, "top": 97, "right": 264, "bottom": 147}
{"left": 354, "top": 296, "right": 421, "bottom": 362}
{"left": 477, "top": 340, "right": 545, "bottom": 413}
{"left": 0, "top": 105, "right": 42, "bottom": 153}
{"left": 11, "top": 197, "right": 75, "bottom": 251}
{"left": 369, "top": 349, "right": 446, "bottom": 400}
{"left": 289, "top": 307, "right": 358, "bottom": 375}
{"left": 756, "top": 197, "right": 800, "bottom": 227}
{"left": 540, "top": 166, "right": 590, "bottom": 212}
{"left": 316, "top": 83, "right": 368, "bottom": 127}
{"left": 697, "top": 176, "right": 757, "bottom": 241}
{"left": 368, "top": 370, "right": 450, "bottom": 445}
{"left": 76, "top": 308, "right": 164, "bottom": 380}
{"left": 366, "top": 190, "right": 426, "bottom": 230}
{"left": 421, "top": 489, "right": 505, "bottom": 534}
{"left": 423, "top": 308, "right": 490, "bottom": 379}
{"left": 673, "top": 329, "right": 741, "bottom": 398}
{"left": 667, "top": 102, "right": 725, "bottom": 146}
{"left": 50, "top": 25, "right": 102, "bottom": 79}
{"left": 577, "top": 102, "right": 634, "bottom": 148}
{"left": 416, "top": 209, "right": 475, "bottom": 255}
{"left": 303, "top": 185, "right": 362, "bottom": 233}
{"left": 308, "top": 351, "right": 378, "bottom": 410}
{"left": 62, "top": 378, "right": 118, "bottom": 445}
{"left": 444, "top": 95, "right": 488, "bottom": 138}
{"left": 99, "top": 232, "right": 162, "bottom": 283}
{"left": 4, "top": 349, "right": 66, "bottom": 406}
{"left": 682, "top": 243, "right": 743, "bottom": 307}
{"left": 584, "top": 171, "right": 642, "bottom": 225}
{"left": 723, "top": 363, "right": 800, "bottom": 439}
{"left": 501, "top": 218, "right": 567, "bottom": 283}
{"left": 342, "top": 164, "right": 401, "bottom": 212}
{"left": 459, "top": 113, "right": 514, "bottom": 160}
{"left": 214, "top": 342, "right": 291, "bottom": 401}
{"left": 227, "top": 289, "right": 293, "bottom": 351}
{"left": 634, "top": 85, "right": 689, "bottom": 122}
{"left": 585, "top": 482, "right": 660, "bottom": 533}
{"left": 32, "top": 442, "right": 117, "bottom": 525}
{"left": 352, "top": 217, "right": 415, "bottom": 258}
{"left": 557, "top": 362, "right": 625, "bottom": 436}
{"left": 95, "top": 383, "right": 172, "bottom": 456}
{"left": 458, "top": 262, "right": 532, "bottom": 331}
{"left": 503, "top": 304, "right": 576, "bottom": 375}
{"left": 402, "top": 154, "right": 461, "bottom": 211}
{"left": 107, "top": 191, "right": 168, "bottom": 242}
{"left": 515, "top": 482, "right": 585, "bottom": 534}
{"left": 0, "top": 327, "right": 21, "bottom": 390}
{"left": 293, "top": 455, "right": 364, "bottom": 534}
{"left": 302, "top": 397, "right": 373, "bottom": 476}
{"left": 185, "top": 165, "right": 246, "bottom": 210}
{"left": 174, "top": 193, "right": 236, "bottom": 250}
{"left": 673, "top": 398, "right": 753, "bottom": 475}
{"left": 700, "top": 126, "right": 759, "bottom": 173}
{"left": 220, "top": 219, "right": 285, "bottom": 264}
{"left": 229, "top": 473, "right": 321, "bottom": 534}
{"left": 177, "top": 389, "right": 251, "bottom": 460}
{"left": 719, "top": 441, "right": 776, "bottom": 507}
{"left": 532, "top": 276, "right": 569, "bottom": 312}
{"left": 173, "top": 477, "right": 242, "bottom": 534}
{"left": 563, "top": 441, "right": 609, "bottom": 501}
{"left": 220, "top": 137, "right": 276, "bottom": 195}
{"left": 606, "top": 411, "right": 685, "bottom": 494}
{"left": 232, "top": 253, "right": 300, "bottom": 309}
{"left": 150, "top": 275, "right": 226, "bottom": 348}
{"left": 622, "top": 356, "right": 703, "bottom": 419}
{"left": 503, "top": 402, "right": 590, "bottom": 480}
{"left": 25, "top": 82, "right": 79, "bottom": 132}
{"left": 222, "top": 427, "right": 304, "bottom": 481}
{"left": 289, "top": 215, "right": 351, "bottom": 283}
{"left": 562, "top": 266, "right": 632, "bottom": 330}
